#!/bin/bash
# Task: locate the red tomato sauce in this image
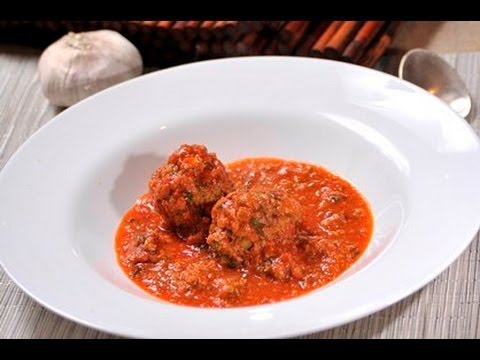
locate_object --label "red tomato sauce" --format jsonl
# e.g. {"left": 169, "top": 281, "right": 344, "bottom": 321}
{"left": 115, "top": 158, "right": 373, "bottom": 307}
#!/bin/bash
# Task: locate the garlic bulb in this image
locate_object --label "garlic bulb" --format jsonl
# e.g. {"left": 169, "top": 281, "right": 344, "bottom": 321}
{"left": 38, "top": 30, "right": 143, "bottom": 107}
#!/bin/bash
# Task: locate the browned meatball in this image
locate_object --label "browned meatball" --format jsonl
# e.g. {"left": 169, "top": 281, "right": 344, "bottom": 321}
{"left": 149, "top": 144, "right": 233, "bottom": 245}
{"left": 207, "top": 188, "right": 301, "bottom": 275}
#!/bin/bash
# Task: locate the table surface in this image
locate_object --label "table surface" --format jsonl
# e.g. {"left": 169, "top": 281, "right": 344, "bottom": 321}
{"left": 392, "top": 21, "right": 480, "bottom": 53}
{"left": 0, "top": 43, "right": 479, "bottom": 339}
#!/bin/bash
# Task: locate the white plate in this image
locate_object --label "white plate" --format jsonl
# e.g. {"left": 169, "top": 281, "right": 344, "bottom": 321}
{"left": 1, "top": 57, "right": 480, "bottom": 338}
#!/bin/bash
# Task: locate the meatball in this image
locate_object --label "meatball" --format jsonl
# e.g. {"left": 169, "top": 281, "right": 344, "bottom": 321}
{"left": 149, "top": 144, "right": 233, "bottom": 244}
{"left": 207, "top": 188, "right": 301, "bottom": 273}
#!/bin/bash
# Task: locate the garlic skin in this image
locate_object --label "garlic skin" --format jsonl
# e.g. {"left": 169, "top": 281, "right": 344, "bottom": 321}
{"left": 38, "top": 30, "right": 143, "bottom": 107}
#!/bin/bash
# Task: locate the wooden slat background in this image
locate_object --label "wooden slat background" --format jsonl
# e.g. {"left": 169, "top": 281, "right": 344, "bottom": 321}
{"left": 0, "top": 21, "right": 399, "bottom": 69}
{"left": 0, "top": 45, "right": 479, "bottom": 338}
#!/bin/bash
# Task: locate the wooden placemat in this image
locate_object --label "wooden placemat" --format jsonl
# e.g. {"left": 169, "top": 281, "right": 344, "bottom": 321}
{"left": 0, "top": 21, "right": 400, "bottom": 69}
{"left": 0, "top": 48, "right": 479, "bottom": 338}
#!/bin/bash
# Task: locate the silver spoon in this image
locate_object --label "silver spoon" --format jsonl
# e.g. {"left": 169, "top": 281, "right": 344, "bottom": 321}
{"left": 398, "top": 48, "right": 472, "bottom": 118}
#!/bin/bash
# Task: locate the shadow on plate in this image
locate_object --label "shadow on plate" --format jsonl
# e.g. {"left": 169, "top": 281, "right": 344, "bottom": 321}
{"left": 110, "top": 153, "right": 166, "bottom": 216}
